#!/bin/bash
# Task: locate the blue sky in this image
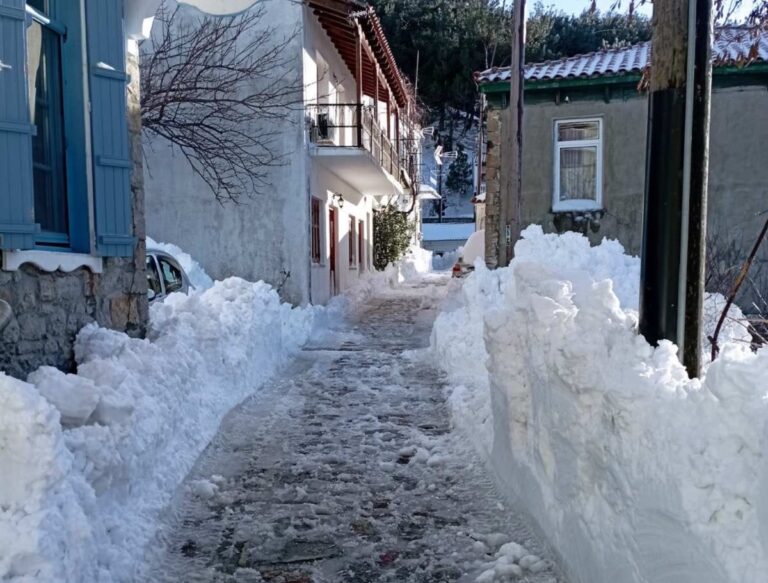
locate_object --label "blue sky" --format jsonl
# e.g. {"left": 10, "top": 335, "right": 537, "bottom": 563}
{"left": 537, "top": 0, "right": 754, "bottom": 20}
{"left": 533, "top": 0, "right": 653, "bottom": 16}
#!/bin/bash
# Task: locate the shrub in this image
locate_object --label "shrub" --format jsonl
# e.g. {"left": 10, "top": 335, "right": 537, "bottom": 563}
{"left": 373, "top": 204, "right": 416, "bottom": 270}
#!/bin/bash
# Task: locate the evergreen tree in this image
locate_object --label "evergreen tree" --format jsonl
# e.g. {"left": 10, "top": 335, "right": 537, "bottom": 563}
{"left": 369, "top": 0, "right": 651, "bottom": 114}
{"left": 445, "top": 144, "right": 473, "bottom": 196}
{"left": 373, "top": 204, "right": 416, "bottom": 270}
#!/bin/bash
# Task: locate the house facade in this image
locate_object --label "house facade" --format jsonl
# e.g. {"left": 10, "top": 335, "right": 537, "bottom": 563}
{"left": 143, "top": 0, "right": 421, "bottom": 306}
{"left": 475, "top": 29, "right": 768, "bottom": 299}
{"left": 0, "top": 0, "right": 157, "bottom": 379}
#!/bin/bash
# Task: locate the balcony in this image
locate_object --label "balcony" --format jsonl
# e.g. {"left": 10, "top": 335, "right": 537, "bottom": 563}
{"left": 307, "top": 103, "right": 411, "bottom": 197}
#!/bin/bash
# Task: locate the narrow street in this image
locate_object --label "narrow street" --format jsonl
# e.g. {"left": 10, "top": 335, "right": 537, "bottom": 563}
{"left": 145, "top": 275, "right": 563, "bottom": 583}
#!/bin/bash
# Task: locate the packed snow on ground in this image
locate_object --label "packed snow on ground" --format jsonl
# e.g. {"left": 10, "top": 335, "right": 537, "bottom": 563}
{"left": 432, "top": 225, "right": 766, "bottom": 583}
{"left": 0, "top": 277, "right": 317, "bottom": 582}
{"left": 147, "top": 236, "right": 214, "bottom": 291}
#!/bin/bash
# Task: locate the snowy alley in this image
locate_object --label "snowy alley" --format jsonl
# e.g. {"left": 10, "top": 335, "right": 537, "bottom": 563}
{"left": 143, "top": 274, "right": 563, "bottom": 583}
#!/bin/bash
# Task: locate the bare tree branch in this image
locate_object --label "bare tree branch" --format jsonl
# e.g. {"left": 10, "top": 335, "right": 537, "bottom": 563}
{"left": 709, "top": 216, "right": 768, "bottom": 360}
{"left": 140, "top": 1, "right": 304, "bottom": 203}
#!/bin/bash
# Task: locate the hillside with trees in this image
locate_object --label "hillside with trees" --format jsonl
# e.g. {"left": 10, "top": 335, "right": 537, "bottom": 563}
{"left": 369, "top": 0, "right": 652, "bottom": 114}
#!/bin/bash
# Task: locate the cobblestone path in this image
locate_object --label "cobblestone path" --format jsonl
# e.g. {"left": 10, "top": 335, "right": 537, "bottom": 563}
{"left": 146, "top": 276, "right": 564, "bottom": 583}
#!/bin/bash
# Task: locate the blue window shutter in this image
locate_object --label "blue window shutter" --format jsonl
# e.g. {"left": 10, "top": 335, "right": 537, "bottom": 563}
{"left": 85, "top": 0, "right": 134, "bottom": 257}
{"left": 0, "top": 0, "right": 37, "bottom": 250}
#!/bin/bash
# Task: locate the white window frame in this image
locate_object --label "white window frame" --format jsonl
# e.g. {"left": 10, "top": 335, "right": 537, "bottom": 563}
{"left": 553, "top": 117, "right": 603, "bottom": 212}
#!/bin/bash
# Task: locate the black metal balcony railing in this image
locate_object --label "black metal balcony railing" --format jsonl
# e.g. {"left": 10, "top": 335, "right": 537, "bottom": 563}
{"left": 307, "top": 103, "right": 413, "bottom": 186}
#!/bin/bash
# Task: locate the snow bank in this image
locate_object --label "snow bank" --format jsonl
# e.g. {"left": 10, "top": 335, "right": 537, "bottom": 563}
{"left": 432, "top": 249, "right": 460, "bottom": 271}
{"left": 399, "top": 244, "right": 433, "bottom": 281}
{"left": 0, "top": 278, "right": 316, "bottom": 582}
{"left": 432, "top": 226, "right": 767, "bottom": 583}
{"left": 147, "top": 236, "right": 214, "bottom": 290}
{"left": 330, "top": 243, "right": 434, "bottom": 314}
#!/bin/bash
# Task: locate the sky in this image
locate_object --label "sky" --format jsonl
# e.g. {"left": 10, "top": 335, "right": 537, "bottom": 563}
{"left": 539, "top": 0, "right": 754, "bottom": 20}
{"left": 542, "top": 0, "right": 651, "bottom": 16}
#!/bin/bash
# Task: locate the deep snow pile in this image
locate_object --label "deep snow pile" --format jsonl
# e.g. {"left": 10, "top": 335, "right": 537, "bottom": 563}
{"left": 147, "top": 236, "right": 214, "bottom": 290}
{"left": 431, "top": 226, "right": 767, "bottom": 583}
{"left": 399, "top": 243, "right": 434, "bottom": 280}
{"left": 0, "top": 278, "right": 316, "bottom": 582}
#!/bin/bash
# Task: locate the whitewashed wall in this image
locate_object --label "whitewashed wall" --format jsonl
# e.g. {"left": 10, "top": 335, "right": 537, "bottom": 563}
{"left": 143, "top": 0, "right": 309, "bottom": 304}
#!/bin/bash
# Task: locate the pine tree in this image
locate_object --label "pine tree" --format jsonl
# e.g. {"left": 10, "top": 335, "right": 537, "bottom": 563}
{"left": 445, "top": 144, "right": 472, "bottom": 197}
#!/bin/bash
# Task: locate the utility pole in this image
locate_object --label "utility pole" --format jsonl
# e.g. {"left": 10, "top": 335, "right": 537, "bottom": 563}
{"left": 640, "top": 0, "right": 713, "bottom": 377}
{"left": 498, "top": 0, "right": 525, "bottom": 267}
{"left": 438, "top": 160, "right": 444, "bottom": 222}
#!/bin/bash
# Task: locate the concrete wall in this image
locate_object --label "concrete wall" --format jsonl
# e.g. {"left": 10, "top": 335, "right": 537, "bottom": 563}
{"left": 143, "top": 0, "right": 310, "bottom": 305}
{"left": 0, "top": 47, "right": 149, "bottom": 380}
{"left": 486, "top": 82, "right": 768, "bottom": 304}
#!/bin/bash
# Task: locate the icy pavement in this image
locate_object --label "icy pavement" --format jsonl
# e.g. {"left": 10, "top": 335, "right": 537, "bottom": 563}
{"left": 144, "top": 275, "right": 565, "bottom": 583}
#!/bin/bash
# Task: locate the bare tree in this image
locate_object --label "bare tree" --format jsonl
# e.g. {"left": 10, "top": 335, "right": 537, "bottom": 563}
{"left": 140, "top": 1, "right": 304, "bottom": 203}
{"left": 706, "top": 217, "right": 768, "bottom": 354}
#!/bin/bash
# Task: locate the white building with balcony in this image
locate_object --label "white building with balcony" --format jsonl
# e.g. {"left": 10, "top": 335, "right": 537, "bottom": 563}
{"left": 143, "top": 0, "right": 421, "bottom": 305}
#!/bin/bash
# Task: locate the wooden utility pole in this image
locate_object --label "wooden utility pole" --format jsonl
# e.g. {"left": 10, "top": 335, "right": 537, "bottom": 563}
{"left": 639, "top": 0, "right": 713, "bottom": 377}
{"left": 498, "top": 0, "right": 525, "bottom": 267}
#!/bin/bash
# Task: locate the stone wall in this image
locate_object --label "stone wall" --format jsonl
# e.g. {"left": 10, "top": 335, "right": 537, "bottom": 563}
{"left": 0, "top": 47, "right": 148, "bottom": 381}
{"left": 483, "top": 107, "right": 503, "bottom": 269}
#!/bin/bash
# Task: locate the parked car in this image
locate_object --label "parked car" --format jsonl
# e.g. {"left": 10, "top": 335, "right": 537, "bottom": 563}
{"left": 146, "top": 248, "right": 192, "bottom": 303}
{"left": 452, "top": 229, "right": 485, "bottom": 278}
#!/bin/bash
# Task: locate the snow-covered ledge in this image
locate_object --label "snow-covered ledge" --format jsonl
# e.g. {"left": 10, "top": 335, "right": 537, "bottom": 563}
{"left": 124, "top": 0, "right": 261, "bottom": 42}
{"left": 2, "top": 250, "right": 103, "bottom": 274}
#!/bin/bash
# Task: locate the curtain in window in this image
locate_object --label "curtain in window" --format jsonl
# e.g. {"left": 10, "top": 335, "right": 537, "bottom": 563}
{"left": 559, "top": 146, "right": 597, "bottom": 202}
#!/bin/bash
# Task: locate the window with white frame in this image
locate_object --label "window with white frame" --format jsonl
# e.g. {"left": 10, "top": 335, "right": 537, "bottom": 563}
{"left": 553, "top": 118, "right": 602, "bottom": 212}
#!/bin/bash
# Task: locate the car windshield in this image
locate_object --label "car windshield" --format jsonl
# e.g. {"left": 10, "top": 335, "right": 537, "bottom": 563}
{"left": 159, "top": 257, "right": 184, "bottom": 293}
{"left": 146, "top": 256, "right": 162, "bottom": 297}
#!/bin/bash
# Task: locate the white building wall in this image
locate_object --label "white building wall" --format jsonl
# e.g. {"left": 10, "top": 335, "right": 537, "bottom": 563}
{"left": 144, "top": 0, "right": 310, "bottom": 305}
{"left": 303, "top": 5, "right": 378, "bottom": 304}
{"left": 309, "top": 164, "right": 374, "bottom": 304}
{"left": 145, "top": 0, "right": 404, "bottom": 306}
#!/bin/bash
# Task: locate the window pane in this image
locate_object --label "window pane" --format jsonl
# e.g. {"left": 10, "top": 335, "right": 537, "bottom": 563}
{"left": 159, "top": 259, "right": 184, "bottom": 293}
{"left": 559, "top": 147, "right": 597, "bottom": 201}
{"left": 146, "top": 257, "right": 162, "bottom": 296}
{"left": 558, "top": 121, "right": 599, "bottom": 142}
{"left": 311, "top": 199, "right": 321, "bottom": 262}
{"left": 27, "top": 18, "right": 68, "bottom": 237}
{"left": 28, "top": 0, "right": 47, "bottom": 13}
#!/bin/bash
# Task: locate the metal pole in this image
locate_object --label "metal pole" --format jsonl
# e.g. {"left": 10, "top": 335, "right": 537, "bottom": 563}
{"left": 500, "top": 0, "right": 525, "bottom": 267}
{"left": 640, "top": 0, "right": 712, "bottom": 378}
{"left": 438, "top": 161, "right": 444, "bottom": 222}
{"left": 680, "top": 0, "right": 713, "bottom": 377}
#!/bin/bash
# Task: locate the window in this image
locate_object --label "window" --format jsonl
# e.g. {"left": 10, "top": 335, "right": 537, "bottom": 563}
{"left": 146, "top": 255, "right": 162, "bottom": 297}
{"left": 311, "top": 198, "right": 322, "bottom": 263}
{"left": 553, "top": 118, "right": 603, "bottom": 212}
{"left": 358, "top": 220, "right": 364, "bottom": 272}
{"left": 27, "top": 0, "right": 69, "bottom": 244}
{"left": 158, "top": 257, "right": 183, "bottom": 293}
{"left": 0, "top": 0, "right": 133, "bottom": 258}
{"left": 349, "top": 217, "right": 357, "bottom": 266}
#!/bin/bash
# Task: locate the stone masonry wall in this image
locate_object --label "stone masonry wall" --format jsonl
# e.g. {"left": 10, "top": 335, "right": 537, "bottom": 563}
{"left": 0, "top": 49, "right": 148, "bottom": 381}
{"left": 483, "top": 107, "right": 504, "bottom": 269}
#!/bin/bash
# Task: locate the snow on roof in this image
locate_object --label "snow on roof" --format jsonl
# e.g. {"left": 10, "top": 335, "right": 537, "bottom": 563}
{"left": 422, "top": 222, "right": 476, "bottom": 242}
{"left": 418, "top": 185, "right": 441, "bottom": 200}
{"left": 475, "top": 27, "right": 768, "bottom": 85}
